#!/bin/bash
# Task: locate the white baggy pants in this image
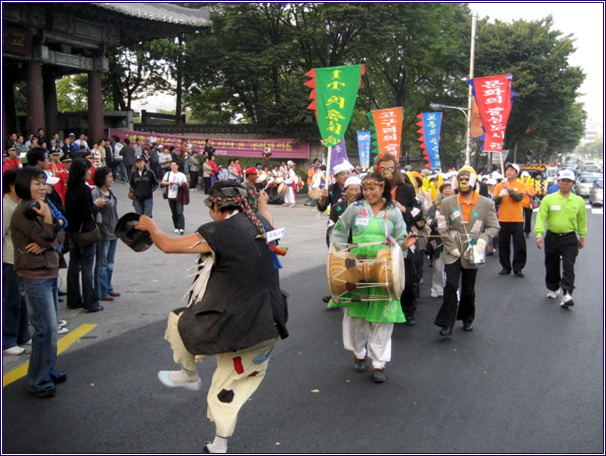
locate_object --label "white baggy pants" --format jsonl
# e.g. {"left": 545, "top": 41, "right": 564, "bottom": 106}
{"left": 341, "top": 308, "right": 393, "bottom": 370}
{"left": 165, "top": 311, "right": 277, "bottom": 437}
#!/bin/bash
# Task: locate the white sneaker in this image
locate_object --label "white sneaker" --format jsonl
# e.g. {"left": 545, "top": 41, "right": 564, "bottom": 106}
{"left": 179, "top": 229, "right": 185, "bottom": 235}
{"left": 158, "top": 369, "right": 202, "bottom": 391}
{"left": 57, "top": 327, "right": 69, "bottom": 335}
{"left": 3, "top": 346, "right": 25, "bottom": 355}
{"left": 546, "top": 290, "right": 559, "bottom": 299}
{"left": 561, "top": 293, "right": 575, "bottom": 308}
{"left": 58, "top": 320, "right": 67, "bottom": 327}
{"left": 204, "top": 436, "right": 228, "bottom": 454}
{"left": 174, "top": 229, "right": 180, "bottom": 233}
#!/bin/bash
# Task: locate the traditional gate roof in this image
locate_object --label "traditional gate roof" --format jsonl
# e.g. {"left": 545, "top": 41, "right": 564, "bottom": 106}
{"left": 94, "top": 3, "right": 212, "bottom": 28}
{"left": 90, "top": 3, "right": 212, "bottom": 45}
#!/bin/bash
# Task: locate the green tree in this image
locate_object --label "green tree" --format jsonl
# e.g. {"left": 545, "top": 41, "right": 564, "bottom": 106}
{"left": 56, "top": 75, "right": 88, "bottom": 112}
{"left": 103, "top": 43, "right": 170, "bottom": 111}
{"left": 474, "top": 16, "right": 586, "bottom": 161}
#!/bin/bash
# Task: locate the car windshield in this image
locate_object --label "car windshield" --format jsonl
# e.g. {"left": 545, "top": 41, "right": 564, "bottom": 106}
{"left": 594, "top": 179, "right": 603, "bottom": 189}
{"left": 580, "top": 176, "right": 599, "bottom": 184}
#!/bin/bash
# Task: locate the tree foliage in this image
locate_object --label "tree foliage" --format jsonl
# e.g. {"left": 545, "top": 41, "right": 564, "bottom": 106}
{"left": 56, "top": 75, "right": 89, "bottom": 112}
{"left": 474, "top": 16, "right": 586, "bottom": 162}
{"left": 100, "top": 4, "right": 587, "bottom": 167}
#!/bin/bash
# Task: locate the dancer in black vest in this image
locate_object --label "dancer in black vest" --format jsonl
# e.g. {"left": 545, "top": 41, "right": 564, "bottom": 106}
{"left": 135, "top": 181, "right": 287, "bottom": 454}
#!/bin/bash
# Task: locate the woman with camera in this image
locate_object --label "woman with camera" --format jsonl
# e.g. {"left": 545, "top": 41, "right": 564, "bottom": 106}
{"left": 9, "top": 167, "right": 67, "bottom": 397}
{"left": 65, "top": 158, "right": 104, "bottom": 312}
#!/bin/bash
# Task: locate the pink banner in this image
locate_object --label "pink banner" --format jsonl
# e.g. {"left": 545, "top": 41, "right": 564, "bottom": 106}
{"left": 108, "top": 129, "right": 310, "bottom": 159}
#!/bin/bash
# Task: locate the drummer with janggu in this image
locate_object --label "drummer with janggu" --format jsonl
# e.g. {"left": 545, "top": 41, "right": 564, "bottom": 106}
{"left": 327, "top": 173, "right": 417, "bottom": 383}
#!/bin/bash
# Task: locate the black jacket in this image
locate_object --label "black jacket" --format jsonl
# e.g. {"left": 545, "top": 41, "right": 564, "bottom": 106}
{"left": 129, "top": 169, "right": 159, "bottom": 201}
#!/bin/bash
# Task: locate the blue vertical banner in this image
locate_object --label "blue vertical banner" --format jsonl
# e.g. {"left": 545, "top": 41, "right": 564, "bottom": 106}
{"left": 357, "top": 130, "right": 371, "bottom": 169}
{"left": 416, "top": 112, "right": 443, "bottom": 169}
{"left": 330, "top": 137, "right": 349, "bottom": 172}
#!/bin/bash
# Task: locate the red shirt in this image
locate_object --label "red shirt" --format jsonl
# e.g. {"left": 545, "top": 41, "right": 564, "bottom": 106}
{"left": 3, "top": 157, "right": 22, "bottom": 172}
{"left": 48, "top": 162, "right": 69, "bottom": 204}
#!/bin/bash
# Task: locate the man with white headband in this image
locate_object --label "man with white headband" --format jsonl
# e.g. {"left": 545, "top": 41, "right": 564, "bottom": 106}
{"left": 434, "top": 167, "right": 500, "bottom": 337}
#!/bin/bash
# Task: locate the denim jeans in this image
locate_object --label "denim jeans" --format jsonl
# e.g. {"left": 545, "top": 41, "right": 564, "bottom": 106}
{"left": 134, "top": 198, "right": 153, "bottom": 217}
{"left": 22, "top": 278, "right": 62, "bottom": 393}
{"left": 95, "top": 239, "right": 118, "bottom": 300}
{"left": 2, "top": 263, "right": 32, "bottom": 349}
{"left": 67, "top": 233, "right": 100, "bottom": 311}
{"left": 112, "top": 159, "right": 127, "bottom": 181}
{"left": 168, "top": 198, "right": 185, "bottom": 230}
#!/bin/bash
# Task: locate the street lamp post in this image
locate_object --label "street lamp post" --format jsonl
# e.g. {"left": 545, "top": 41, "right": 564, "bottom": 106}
{"left": 429, "top": 102, "right": 471, "bottom": 166}
{"left": 429, "top": 12, "right": 477, "bottom": 167}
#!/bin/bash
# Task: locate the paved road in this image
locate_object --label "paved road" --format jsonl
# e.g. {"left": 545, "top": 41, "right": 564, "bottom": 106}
{"left": 2, "top": 181, "right": 604, "bottom": 454}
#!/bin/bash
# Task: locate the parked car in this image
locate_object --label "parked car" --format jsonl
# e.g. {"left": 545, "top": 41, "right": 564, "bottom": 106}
{"left": 583, "top": 164, "right": 600, "bottom": 173}
{"left": 575, "top": 175, "right": 600, "bottom": 198}
{"left": 589, "top": 178, "right": 603, "bottom": 206}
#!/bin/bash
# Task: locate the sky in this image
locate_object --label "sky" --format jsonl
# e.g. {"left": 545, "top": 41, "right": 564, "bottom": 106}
{"left": 136, "top": 2, "right": 604, "bottom": 131}
{"left": 471, "top": 2, "right": 604, "bottom": 129}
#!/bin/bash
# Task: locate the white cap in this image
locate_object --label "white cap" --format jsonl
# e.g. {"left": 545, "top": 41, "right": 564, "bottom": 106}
{"left": 46, "top": 176, "right": 60, "bottom": 185}
{"left": 491, "top": 171, "right": 503, "bottom": 180}
{"left": 344, "top": 176, "right": 362, "bottom": 188}
{"left": 505, "top": 162, "right": 520, "bottom": 174}
{"left": 521, "top": 171, "right": 530, "bottom": 177}
{"left": 558, "top": 169, "right": 575, "bottom": 181}
{"left": 486, "top": 178, "right": 497, "bottom": 186}
{"left": 333, "top": 162, "right": 352, "bottom": 176}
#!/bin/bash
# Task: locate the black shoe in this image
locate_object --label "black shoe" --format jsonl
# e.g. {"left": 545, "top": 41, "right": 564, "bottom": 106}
{"left": 462, "top": 321, "right": 474, "bottom": 332}
{"left": 52, "top": 372, "right": 67, "bottom": 384}
{"left": 31, "top": 386, "right": 56, "bottom": 398}
{"left": 321, "top": 296, "right": 331, "bottom": 304}
{"left": 371, "top": 368, "right": 386, "bottom": 383}
{"left": 67, "top": 304, "right": 84, "bottom": 309}
{"left": 499, "top": 269, "right": 511, "bottom": 275}
{"left": 404, "top": 318, "right": 416, "bottom": 326}
{"left": 439, "top": 326, "right": 452, "bottom": 337}
{"left": 353, "top": 356, "right": 368, "bottom": 373}
{"left": 86, "top": 305, "right": 104, "bottom": 313}
{"left": 513, "top": 271, "right": 525, "bottom": 278}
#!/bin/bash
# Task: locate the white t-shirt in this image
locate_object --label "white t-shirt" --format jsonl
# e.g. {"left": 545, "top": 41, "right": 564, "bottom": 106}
{"left": 163, "top": 171, "right": 186, "bottom": 199}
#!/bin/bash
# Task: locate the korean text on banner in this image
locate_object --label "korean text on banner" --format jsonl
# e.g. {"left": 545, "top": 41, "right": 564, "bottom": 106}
{"left": 468, "top": 74, "right": 514, "bottom": 153}
{"left": 416, "top": 112, "right": 442, "bottom": 170}
{"left": 305, "top": 65, "right": 363, "bottom": 147}
{"left": 357, "top": 131, "right": 371, "bottom": 169}
{"left": 108, "top": 129, "right": 309, "bottom": 159}
{"left": 368, "top": 107, "right": 404, "bottom": 161}
{"left": 330, "top": 137, "right": 349, "bottom": 172}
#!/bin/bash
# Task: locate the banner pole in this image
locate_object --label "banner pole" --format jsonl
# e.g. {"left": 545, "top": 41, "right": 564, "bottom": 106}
{"left": 499, "top": 150, "right": 505, "bottom": 176}
{"left": 326, "top": 146, "right": 333, "bottom": 185}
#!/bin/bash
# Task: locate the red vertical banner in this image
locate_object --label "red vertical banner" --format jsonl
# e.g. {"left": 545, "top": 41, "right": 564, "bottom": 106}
{"left": 367, "top": 107, "right": 404, "bottom": 160}
{"left": 468, "top": 74, "right": 513, "bottom": 153}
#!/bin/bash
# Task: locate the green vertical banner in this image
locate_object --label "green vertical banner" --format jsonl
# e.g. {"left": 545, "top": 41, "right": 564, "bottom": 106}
{"left": 305, "top": 64, "right": 364, "bottom": 147}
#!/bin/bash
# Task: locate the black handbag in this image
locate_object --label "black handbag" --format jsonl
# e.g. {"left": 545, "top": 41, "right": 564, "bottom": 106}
{"left": 77, "top": 215, "right": 102, "bottom": 246}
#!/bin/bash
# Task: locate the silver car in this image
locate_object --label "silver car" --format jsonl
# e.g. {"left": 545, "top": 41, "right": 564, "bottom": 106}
{"left": 589, "top": 178, "right": 603, "bottom": 206}
{"left": 575, "top": 175, "right": 600, "bottom": 198}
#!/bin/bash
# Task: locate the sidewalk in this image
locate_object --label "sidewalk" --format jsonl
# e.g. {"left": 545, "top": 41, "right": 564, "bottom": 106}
{"left": 2, "top": 183, "right": 330, "bottom": 376}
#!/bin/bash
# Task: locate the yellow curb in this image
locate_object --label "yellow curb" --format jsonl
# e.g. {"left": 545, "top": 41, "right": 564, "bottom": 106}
{"left": 2, "top": 324, "right": 97, "bottom": 387}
